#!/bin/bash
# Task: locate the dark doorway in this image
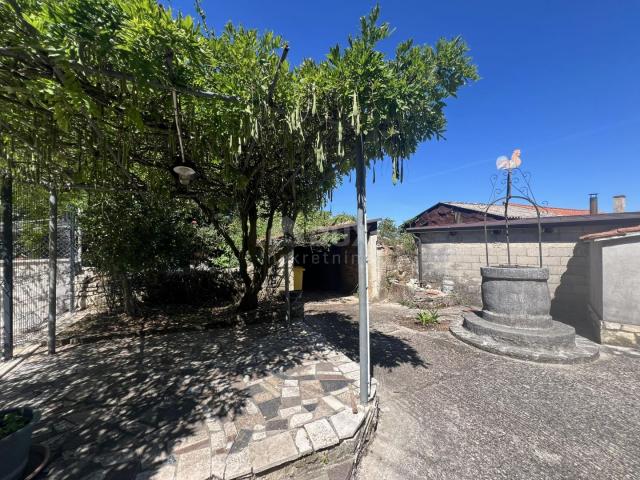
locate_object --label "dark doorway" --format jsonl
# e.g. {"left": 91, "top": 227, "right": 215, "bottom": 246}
{"left": 294, "top": 245, "right": 357, "bottom": 295}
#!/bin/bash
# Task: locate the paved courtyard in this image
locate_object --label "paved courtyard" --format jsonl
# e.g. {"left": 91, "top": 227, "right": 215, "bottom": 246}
{"left": 305, "top": 297, "right": 640, "bottom": 480}
{"left": 0, "top": 321, "right": 374, "bottom": 479}
{"left": 3, "top": 297, "right": 639, "bottom": 480}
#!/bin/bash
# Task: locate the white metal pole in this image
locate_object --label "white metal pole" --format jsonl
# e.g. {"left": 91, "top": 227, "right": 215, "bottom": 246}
{"left": 356, "top": 135, "right": 370, "bottom": 405}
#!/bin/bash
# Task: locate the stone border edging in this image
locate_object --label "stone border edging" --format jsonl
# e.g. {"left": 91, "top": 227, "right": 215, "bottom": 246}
{"left": 254, "top": 396, "right": 380, "bottom": 480}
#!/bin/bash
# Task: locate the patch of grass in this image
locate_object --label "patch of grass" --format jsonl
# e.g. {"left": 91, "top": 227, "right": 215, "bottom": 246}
{"left": 399, "top": 298, "right": 418, "bottom": 309}
{"left": 416, "top": 308, "right": 440, "bottom": 326}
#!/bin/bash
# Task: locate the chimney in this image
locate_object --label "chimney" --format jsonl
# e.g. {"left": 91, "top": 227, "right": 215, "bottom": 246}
{"left": 589, "top": 193, "right": 598, "bottom": 215}
{"left": 613, "top": 195, "right": 626, "bottom": 213}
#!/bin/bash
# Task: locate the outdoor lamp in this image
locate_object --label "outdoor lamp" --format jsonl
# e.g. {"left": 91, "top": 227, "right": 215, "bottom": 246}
{"left": 173, "top": 165, "right": 196, "bottom": 185}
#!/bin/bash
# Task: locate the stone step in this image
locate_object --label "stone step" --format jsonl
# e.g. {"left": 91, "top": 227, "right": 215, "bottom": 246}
{"left": 463, "top": 312, "right": 576, "bottom": 349}
{"left": 450, "top": 317, "right": 600, "bottom": 364}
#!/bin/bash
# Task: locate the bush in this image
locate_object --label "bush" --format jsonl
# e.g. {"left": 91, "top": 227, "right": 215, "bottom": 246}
{"left": 378, "top": 218, "right": 416, "bottom": 256}
{"left": 80, "top": 191, "right": 230, "bottom": 313}
{"left": 142, "top": 270, "right": 238, "bottom": 306}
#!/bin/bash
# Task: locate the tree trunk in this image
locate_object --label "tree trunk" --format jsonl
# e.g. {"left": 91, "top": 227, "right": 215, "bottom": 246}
{"left": 237, "top": 286, "right": 259, "bottom": 312}
{"left": 121, "top": 274, "right": 136, "bottom": 316}
{"left": 194, "top": 198, "right": 280, "bottom": 314}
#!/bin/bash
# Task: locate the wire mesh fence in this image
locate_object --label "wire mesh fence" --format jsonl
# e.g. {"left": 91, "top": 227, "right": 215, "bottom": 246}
{"left": 1, "top": 180, "right": 78, "bottom": 355}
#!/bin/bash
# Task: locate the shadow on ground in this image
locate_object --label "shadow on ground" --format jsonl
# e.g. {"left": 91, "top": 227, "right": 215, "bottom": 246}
{"left": 304, "top": 311, "right": 428, "bottom": 376}
{"left": 1, "top": 322, "right": 323, "bottom": 479}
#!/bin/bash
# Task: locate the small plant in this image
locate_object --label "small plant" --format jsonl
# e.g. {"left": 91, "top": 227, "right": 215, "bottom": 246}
{"left": 416, "top": 308, "right": 440, "bottom": 326}
{"left": 0, "top": 411, "right": 29, "bottom": 440}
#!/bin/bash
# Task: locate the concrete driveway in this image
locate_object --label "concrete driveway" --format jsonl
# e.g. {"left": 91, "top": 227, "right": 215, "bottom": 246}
{"left": 304, "top": 297, "right": 640, "bottom": 480}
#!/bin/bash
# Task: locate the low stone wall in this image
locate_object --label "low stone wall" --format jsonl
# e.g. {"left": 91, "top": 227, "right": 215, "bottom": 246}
{"left": 376, "top": 244, "right": 418, "bottom": 303}
{"left": 75, "top": 268, "right": 109, "bottom": 311}
{"left": 599, "top": 317, "right": 640, "bottom": 348}
{"left": 260, "top": 397, "right": 379, "bottom": 480}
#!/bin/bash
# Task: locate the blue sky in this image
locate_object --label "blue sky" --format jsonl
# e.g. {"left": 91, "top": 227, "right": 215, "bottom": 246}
{"left": 170, "top": 0, "right": 640, "bottom": 223}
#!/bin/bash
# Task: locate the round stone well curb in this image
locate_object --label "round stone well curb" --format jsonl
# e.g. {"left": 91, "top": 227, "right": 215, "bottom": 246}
{"left": 450, "top": 316, "right": 600, "bottom": 364}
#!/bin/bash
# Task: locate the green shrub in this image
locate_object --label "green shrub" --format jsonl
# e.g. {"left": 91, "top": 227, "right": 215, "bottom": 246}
{"left": 142, "top": 270, "right": 238, "bottom": 306}
{"left": 416, "top": 308, "right": 440, "bottom": 326}
{"left": 80, "top": 191, "right": 230, "bottom": 313}
{"left": 378, "top": 218, "right": 416, "bottom": 256}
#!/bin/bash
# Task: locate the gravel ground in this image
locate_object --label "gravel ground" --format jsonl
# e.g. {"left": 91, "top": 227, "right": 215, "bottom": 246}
{"left": 304, "top": 297, "right": 640, "bottom": 480}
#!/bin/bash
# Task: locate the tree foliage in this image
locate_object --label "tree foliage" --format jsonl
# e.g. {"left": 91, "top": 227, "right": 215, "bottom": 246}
{"left": 0, "top": 0, "right": 478, "bottom": 311}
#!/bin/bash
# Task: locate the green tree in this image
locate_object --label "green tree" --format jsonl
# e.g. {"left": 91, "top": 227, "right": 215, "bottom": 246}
{"left": 0, "top": 1, "right": 477, "bottom": 312}
{"left": 80, "top": 190, "right": 203, "bottom": 313}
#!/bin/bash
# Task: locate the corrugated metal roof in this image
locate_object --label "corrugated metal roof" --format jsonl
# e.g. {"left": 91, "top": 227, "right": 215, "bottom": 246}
{"left": 441, "top": 202, "right": 590, "bottom": 219}
{"left": 406, "top": 211, "right": 640, "bottom": 233}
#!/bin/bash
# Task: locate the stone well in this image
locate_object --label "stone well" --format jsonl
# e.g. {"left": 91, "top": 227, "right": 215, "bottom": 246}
{"left": 450, "top": 266, "right": 599, "bottom": 363}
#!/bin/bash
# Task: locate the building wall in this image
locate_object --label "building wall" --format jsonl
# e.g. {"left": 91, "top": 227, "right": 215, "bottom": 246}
{"left": 338, "top": 244, "right": 358, "bottom": 295}
{"left": 367, "top": 233, "right": 379, "bottom": 300}
{"left": 418, "top": 224, "right": 613, "bottom": 340}
{"left": 588, "top": 235, "right": 640, "bottom": 347}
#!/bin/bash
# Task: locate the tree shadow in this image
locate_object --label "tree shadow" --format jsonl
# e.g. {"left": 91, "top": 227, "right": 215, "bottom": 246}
{"left": 304, "top": 311, "right": 428, "bottom": 376}
{"left": 0, "top": 321, "right": 325, "bottom": 479}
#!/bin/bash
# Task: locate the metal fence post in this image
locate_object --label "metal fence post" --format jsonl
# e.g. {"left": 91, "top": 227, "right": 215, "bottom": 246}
{"left": 69, "top": 208, "right": 76, "bottom": 314}
{"left": 1, "top": 173, "right": 13, "bottom": 361}
{"left": 282, "top": 215, "right": 294, "bottom": 328}
{"left": 48, "top": 188, "right": 57, "bottom": 355}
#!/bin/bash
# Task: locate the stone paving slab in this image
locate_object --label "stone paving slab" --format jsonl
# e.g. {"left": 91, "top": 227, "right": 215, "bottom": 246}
{"left": 0, "top": 320, "right": 376, "bottom": 480}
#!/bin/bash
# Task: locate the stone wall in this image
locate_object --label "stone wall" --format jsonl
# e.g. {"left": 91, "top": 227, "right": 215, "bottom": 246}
{"left": 75, "top": 268, "right": 110, "bottom": 311}
{"left": 376, "top": 244, "right": 418, "bottom": 302}
{"left": 418, "top": 224, "right": 615, "bottom": 340}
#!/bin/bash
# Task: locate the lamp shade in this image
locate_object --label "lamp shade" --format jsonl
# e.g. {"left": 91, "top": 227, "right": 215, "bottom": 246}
{"left": 173, "top": 165, "right": 196, "bottom": 185}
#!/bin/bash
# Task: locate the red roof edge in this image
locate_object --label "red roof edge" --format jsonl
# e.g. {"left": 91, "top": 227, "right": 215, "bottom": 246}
{"left": 580, "top": 225, "right": 640, "bottom": 241}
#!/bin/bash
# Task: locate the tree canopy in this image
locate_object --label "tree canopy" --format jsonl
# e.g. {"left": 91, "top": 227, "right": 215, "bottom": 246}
{"left": 0, "top": 0, "right": 478, "bottom": 310}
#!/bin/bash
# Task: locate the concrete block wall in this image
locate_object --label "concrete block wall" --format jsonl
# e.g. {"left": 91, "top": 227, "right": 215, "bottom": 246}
{"left": 418, "top": 224, "right": 613, "bottom": 340}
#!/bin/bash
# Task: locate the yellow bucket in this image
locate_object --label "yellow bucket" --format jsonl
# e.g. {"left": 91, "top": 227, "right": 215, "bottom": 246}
{"left": 293, "top": 266, "right": 305, "bottom": 291}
